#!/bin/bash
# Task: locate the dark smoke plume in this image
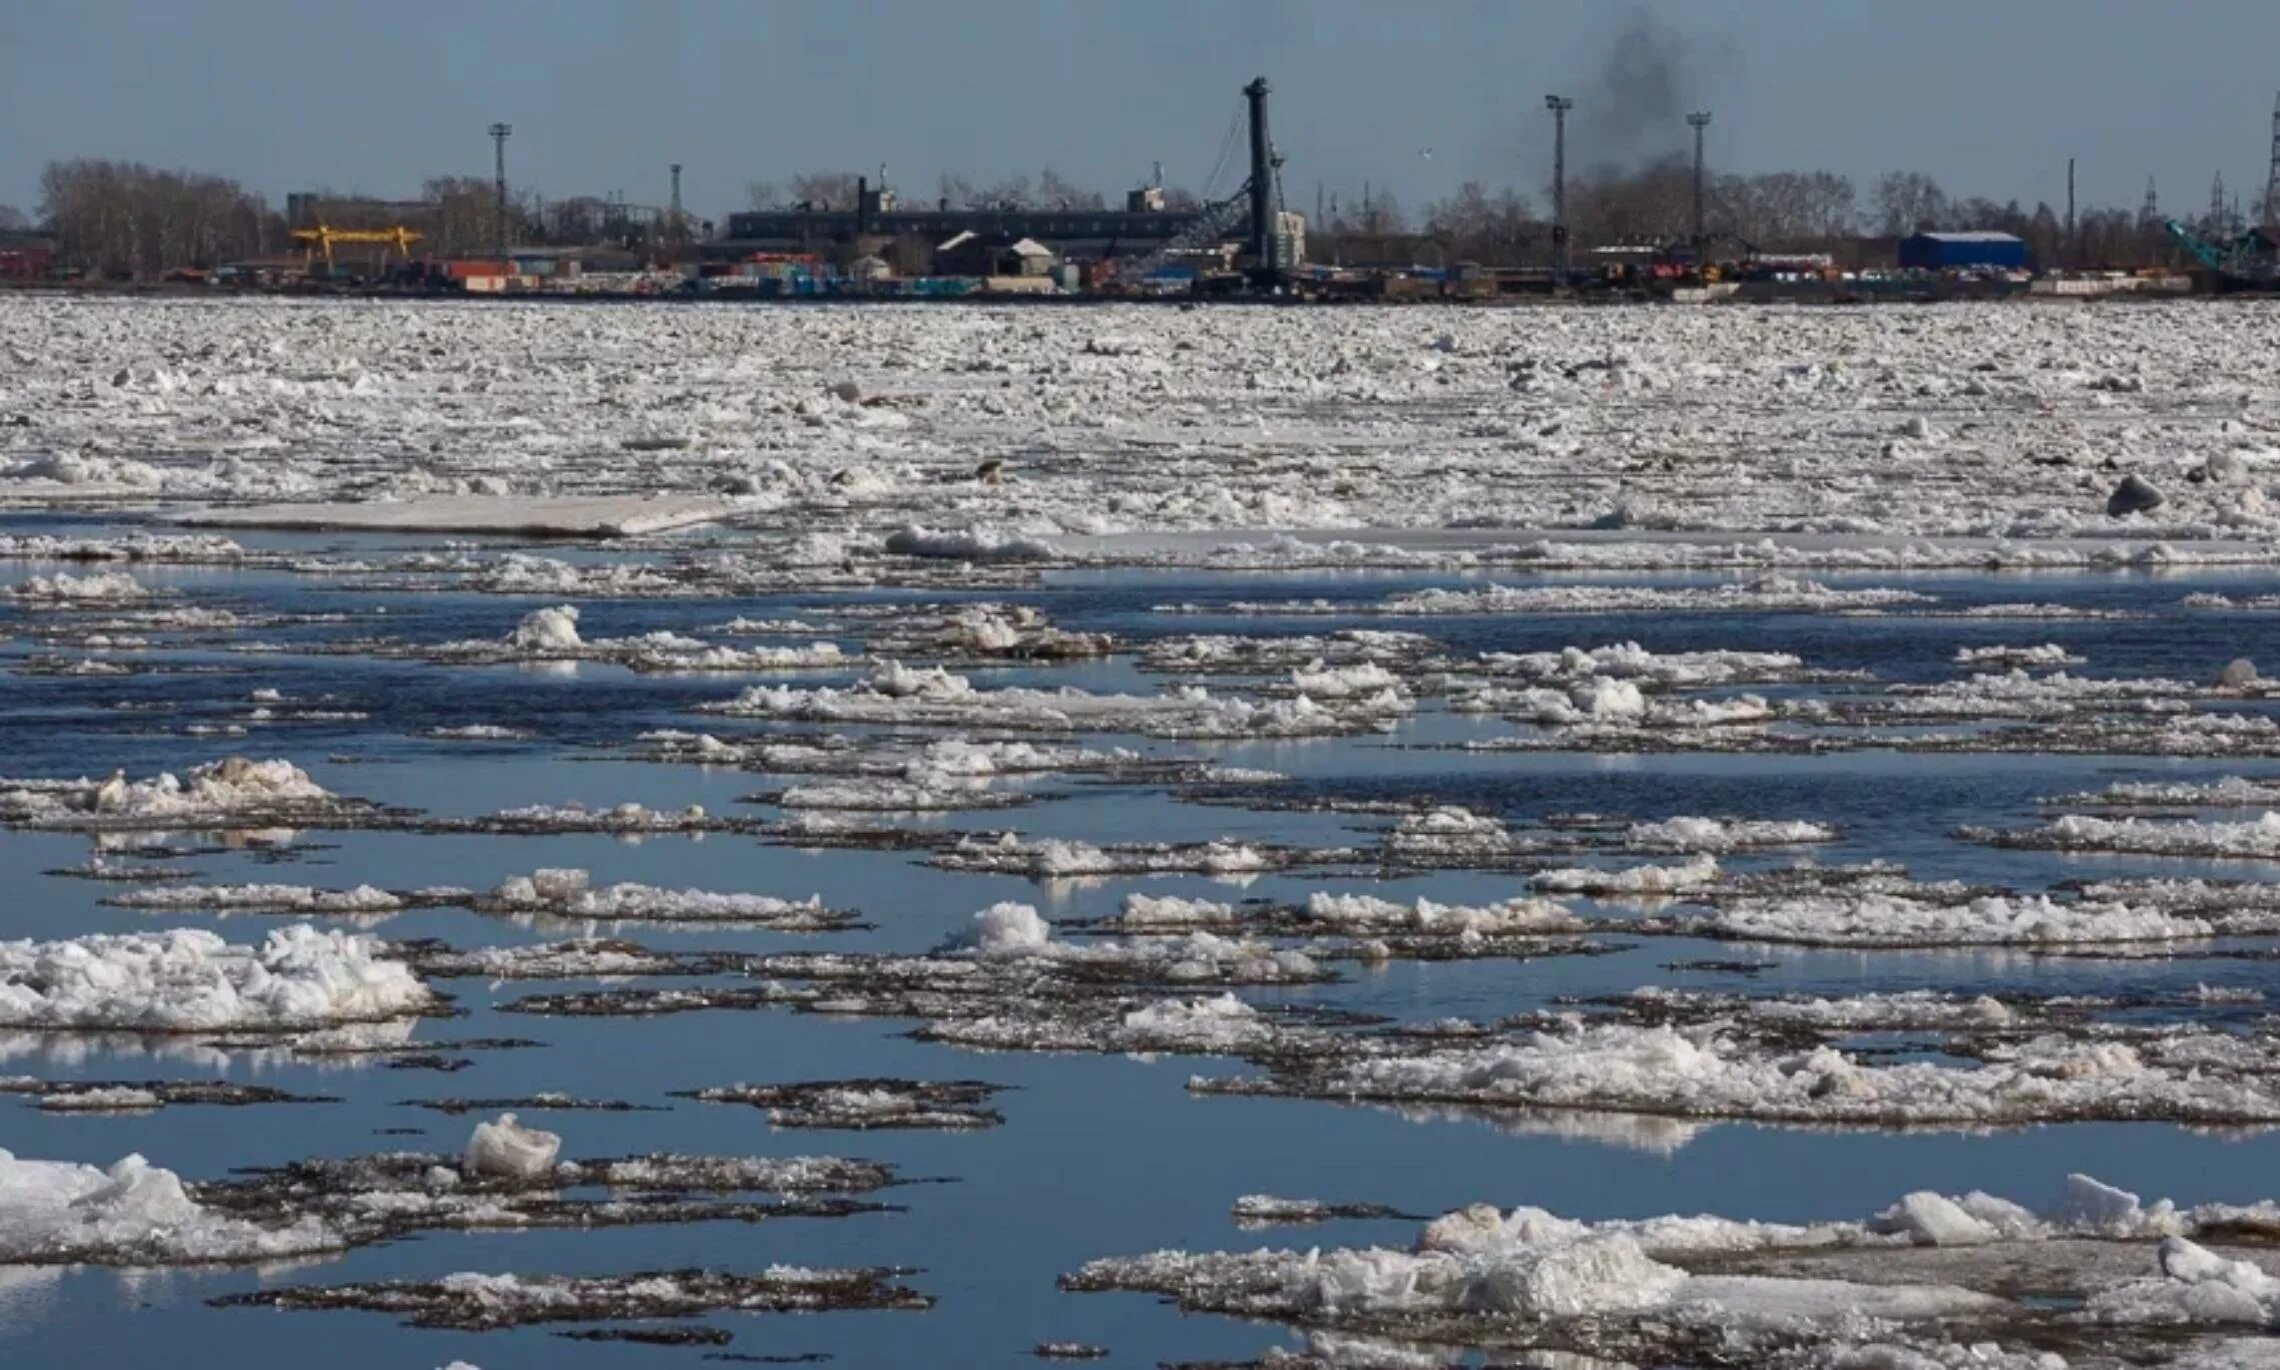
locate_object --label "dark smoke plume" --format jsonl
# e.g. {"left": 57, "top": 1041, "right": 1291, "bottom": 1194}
{"left": 1573, "top": 8, "right": 1736, "bottom": 175}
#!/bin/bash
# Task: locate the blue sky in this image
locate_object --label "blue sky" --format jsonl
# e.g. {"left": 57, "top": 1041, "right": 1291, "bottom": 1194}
{"left": 3, "top": 0, "right": 2277, "bottom": 222}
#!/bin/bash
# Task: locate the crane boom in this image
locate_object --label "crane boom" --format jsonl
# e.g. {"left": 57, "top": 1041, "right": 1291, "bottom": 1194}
{"left": 290, "top": 224, "right": 425, "bottom": 271}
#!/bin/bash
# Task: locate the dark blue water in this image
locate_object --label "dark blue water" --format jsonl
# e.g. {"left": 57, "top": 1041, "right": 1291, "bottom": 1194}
{"left": 2, "top": 518, "right": 2279, "bottom": 1367}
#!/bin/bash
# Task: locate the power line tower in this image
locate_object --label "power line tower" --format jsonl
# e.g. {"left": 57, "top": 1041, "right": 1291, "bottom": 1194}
{"left": 2209, "top": 170, "right": 2229, "bottom": 232}
{"left": 2141, "top": 175, "right": 2158, "bottom": 225}
{"left": 1545, "top": 94, "right": 1574, "bottom": 280}
{"left": 1687, "top": 111, "right": 1712, "bottom": 255}
{"left": 2266, "top": 90, "right": 2280, "bottom": 227}
{"left": 669, "top": 164, "right": 684, "bottom": 245}
{"left": 488, "top": 123, "right": 513, "bottom": 260}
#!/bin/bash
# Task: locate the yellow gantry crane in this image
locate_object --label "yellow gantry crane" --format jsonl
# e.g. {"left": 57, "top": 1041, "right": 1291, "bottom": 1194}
{"left": 290, "top": 224, "right": 424, "bottom": 272}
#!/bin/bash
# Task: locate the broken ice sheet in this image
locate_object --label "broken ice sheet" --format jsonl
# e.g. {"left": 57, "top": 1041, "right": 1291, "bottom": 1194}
{"left": 1064, "top": 1174, "right": 2280, "bottom": 1368}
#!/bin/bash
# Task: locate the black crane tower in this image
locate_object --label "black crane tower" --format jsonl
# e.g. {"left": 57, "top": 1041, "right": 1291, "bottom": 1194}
{"left": 1244, "top": 77, "right": 1279, "bottom": 274}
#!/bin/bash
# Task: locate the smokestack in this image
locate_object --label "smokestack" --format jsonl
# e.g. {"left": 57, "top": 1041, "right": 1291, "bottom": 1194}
{"left": 1244, "top": 77, "right": 1277, "bottom": 273}
{"left": 1545, "top": 95, "right": 1574, "bottom": 279}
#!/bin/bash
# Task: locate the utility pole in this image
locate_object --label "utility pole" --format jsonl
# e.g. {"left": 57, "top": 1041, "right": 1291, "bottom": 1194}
{"left": 1687, "top": 110, "right": 1712, "bottom": 257}
{"left": 488, "top": 122, "right": 513, "bottom": 260}
{"left": 2066, "top": 157, "right": 2076, "bottom": 269}
{"left": 1545, "top": 94, "right": 1573, "bottom": 280}
{"left": 2266, "top": 91, "right": 2280, "bottom": 227}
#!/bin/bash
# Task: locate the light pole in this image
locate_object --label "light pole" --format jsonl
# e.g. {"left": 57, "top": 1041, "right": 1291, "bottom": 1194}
{"left": 1687, "top": 111, "right": 1712, "bottom": 257}
{"left": 1545, "top": 95, "right": 1573, "bottom": 281}
{"left": 489, "top": 123, "right": 513, "bottom": 260}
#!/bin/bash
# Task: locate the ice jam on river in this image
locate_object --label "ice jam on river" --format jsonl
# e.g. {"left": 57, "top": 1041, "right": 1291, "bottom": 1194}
{"left": 2, "top": 295, "right": 2280, "bottom": 1367}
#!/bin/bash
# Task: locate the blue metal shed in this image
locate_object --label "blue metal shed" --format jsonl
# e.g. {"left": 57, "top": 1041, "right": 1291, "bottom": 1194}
{"left": 1899, "top": 231, "right": 2028, "bottom": 271}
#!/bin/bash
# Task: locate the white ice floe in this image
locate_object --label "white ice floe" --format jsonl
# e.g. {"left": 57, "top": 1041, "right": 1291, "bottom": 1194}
{"left": 1982, "top": 812, "right": 2280, "bottom": 859}
{"left": 178, "top": 493, "right": 742, "bottom": 538}
{"left": 941, "top": 903, "right": 1321, "bottom": 982}
{"left": 1195, "top": 577, "right": 1937, "bottom": 618}
{"left": 0, "top": 1148, "right": 342, "bottom": 1264}
{"left": 480, "top": 869, "right": 841, "bottom": 926}
{"left": 0, "top": 925, "right": 430, "bottom": 1031}
{"left": 1623, "top": 817, "right": 1836, "bottom": 853}
{"left": 461, "top": 1113, "right": 562, "bottom": 1181}
{"left": 1203, "top": 1020, "right": 2280, "bottom": 1126}
{"left": 1694, "top": 892, "right": 2220, "bottom": 947}
{"left": 1073, "top": 1172, "right": 2280, "bottom": 1362}
{"left": 938, "top": 833, "right": 1287, "bottom": 879}
{"left": 2046, "top": 777, "right": 2280, "bottom": 809}
{"left": 1956, "top": 643, "right": 2086, "bottom": 670}
{"left": 1474, "top": 641, "right": 1810, "bottom": 686}
{"left": 705, "top": 660, "right": 1406, "bottom": 738}
{"left": 1, "top": 571, "right": 156, "bottom": 605}
{"left": 108, "top": 883, "right": 409, "bottom": 915}
{"left": 1533, "top": 855, "right": 1721, "bottom": 895}
{"left": 0, "top": 757, "right": 343, "bottom": 829}
{"left": 1302, "top": 892, "right": 1581, "bottom": 938}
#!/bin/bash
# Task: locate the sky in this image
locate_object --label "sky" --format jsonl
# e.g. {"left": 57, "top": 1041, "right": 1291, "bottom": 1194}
{"left": 4, "top": 0, "right": 2280, "bottom": 225}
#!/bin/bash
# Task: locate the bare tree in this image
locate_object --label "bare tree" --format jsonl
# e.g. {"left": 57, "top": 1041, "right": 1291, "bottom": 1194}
{"left": 1871, "top": 172, "right": 1948, "bottom": 237}
{"left": 0, "top": 204, "right": 29, "bottom": 233}
{"left": 787, "top": 172, "right": 862, "bottom": 210}
{"left": 39, "top": 159, "right": 271, "bottom": 277}
{"left": 743, "top": 181, "right": 784, "bottom": 212}
{"left": 1037, "top": 168, "right": 1105, "bottom": 210}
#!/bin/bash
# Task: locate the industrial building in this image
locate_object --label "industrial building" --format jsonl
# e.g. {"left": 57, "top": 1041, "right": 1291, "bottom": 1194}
{"left": 716, "top": 77, "right": 1292, "bottom": 286}
{"left": 1899, "top": 231, "right": 2029, "bottom": 271}
{"left": 719, "top": 179, "right": 1205, "bottom": 261}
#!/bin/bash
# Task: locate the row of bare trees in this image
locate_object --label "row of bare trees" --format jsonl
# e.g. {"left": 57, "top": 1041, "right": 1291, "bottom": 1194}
{"left": 1308, "top": 164, "right": 2192, "bottom": 270}
{"left": 39, "top": 160, "right": 276, "bottom": 276}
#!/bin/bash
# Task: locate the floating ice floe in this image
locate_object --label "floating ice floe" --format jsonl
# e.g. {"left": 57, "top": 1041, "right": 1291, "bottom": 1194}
{"left": 214, "top": 1265, "right": 931, "bottom": 1330}
{"left": 0, "top": 757, "right": 370, "bottom": 831}
{"left": 1194, "top": 1017, "right": 2280, "bottom": 1127}
{"left": 1957, "top": 643, "right": 2086, "bottom": 670}
{"left": 1686, "top": 890, "right": 2227, "bottom": 948}
{"left": 1065, "top": 1174, "right": 2280, "bottom": 1367}
{"left": 2043, "top": 777, "right": 2280, "bottom": 810}
{"left": 702, "top": 660, "right": 1409, "bottom": 738}
{"left": 1533, "top": 855, "right": 1721, "bottom": 895}
{"left": 1621, "top": 816, "right": 1836, "bottom": 853}
{"left": 0, "top": 1148, "right": 344, "bottom": 1265}
{"left": 1184, "top": 577, "right": 1938, "bottom": 618}
{"left": 478, "top": 869, "right": 854, "bottom": 929}
{"left": 934, "top": 833, "right": 1319, "bottom": 879}
{"left": 418, "top": 604, "right": 852, "bottom": 673}
{"left": 0, "top": 925, "right": 431, "bottom": 1032}
{"left": 0, "top": 1077, "right": 333, "bottom": 1113}
{"left": 0, "top": 533, "right": 245, "bottom": 565}
{"left": 1974, "top": 812, "right": 2280, "bottom": 860}
{"left": 1, "top": 571, "right": 160, "bottom": 605}
{"left": 107, "top": 882, "right": 411, "bottom": 915}
{"left": 1471, "top": 641, "right": 1817, "bottom": 687}
{"left": 680, "top": 1079, "right": 1007, "bottom": 1130}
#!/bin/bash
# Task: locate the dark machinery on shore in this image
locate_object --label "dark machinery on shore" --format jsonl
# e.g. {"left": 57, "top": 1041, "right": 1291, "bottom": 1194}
{"left": 2164, "top": 218, "right": 2280, "bottom": 289}
{"left": 1110, "top": 77, "right": 1287, "bottom": 292}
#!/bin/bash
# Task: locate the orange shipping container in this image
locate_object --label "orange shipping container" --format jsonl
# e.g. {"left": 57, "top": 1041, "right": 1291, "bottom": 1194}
{"left": 448, "top": 260, "right": 510, "bottom": 279}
